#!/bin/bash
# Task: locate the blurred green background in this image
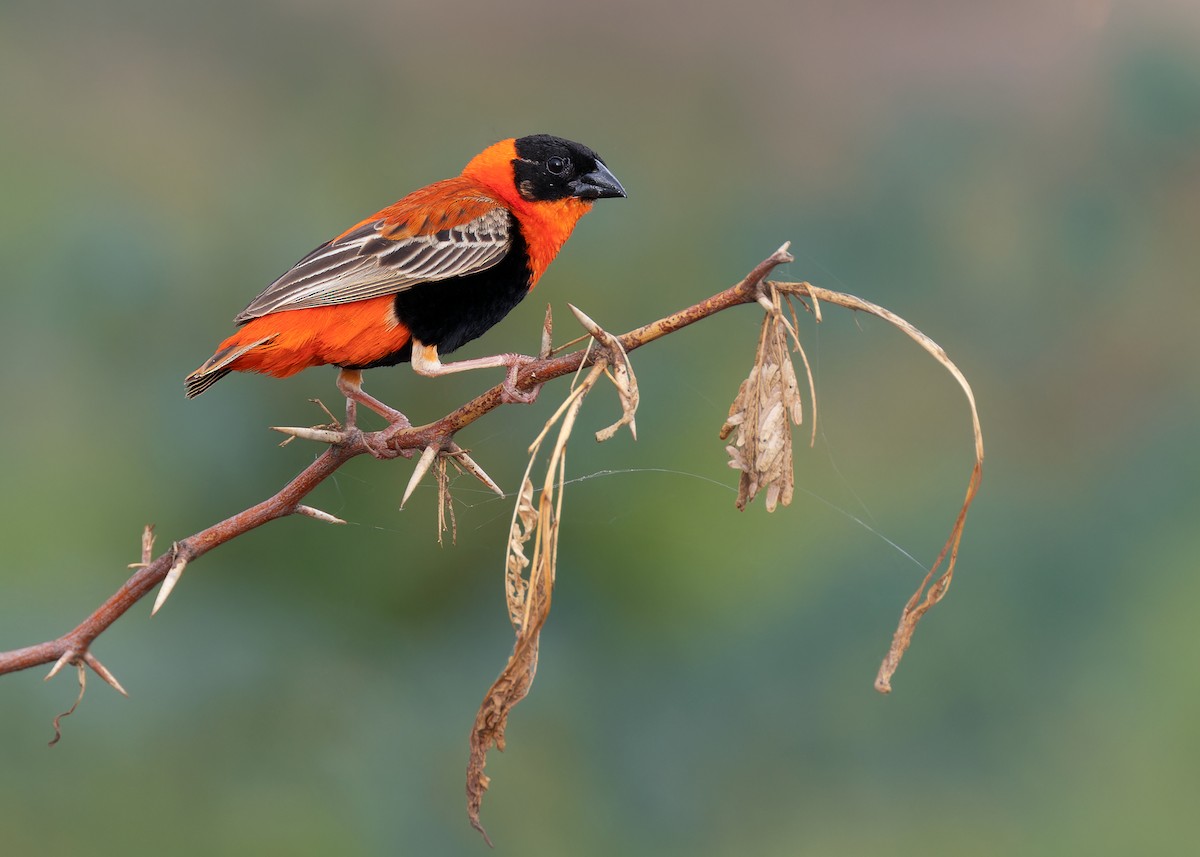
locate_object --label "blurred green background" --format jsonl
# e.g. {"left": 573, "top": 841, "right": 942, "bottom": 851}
{"left": 3, "top": 0, "right": 1199, "bottom": 854}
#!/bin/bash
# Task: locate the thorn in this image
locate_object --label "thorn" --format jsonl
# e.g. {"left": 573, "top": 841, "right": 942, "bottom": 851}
{"left": 566, "top": 303, "right": 603, "bottom": 338}
{"left": 83, "top": 651, "right": 129, "bottom": 697}
{"left": 401, "top": 445, "right": 440, "bottom": 509}
{"left": 295, "top": 504, "right": 347, "bottom": 525}
{"left": 152, "top": 548, "right": 190, "bottom": 616}
{"left": 448, "top": 443, "right": 504, "bottom": 497}
{"left": 540, "top": 304, "right": 554, "bottom": 358}
{"left": 271, "top": 426, "right": 346, "bottom": 445}
{"left": 567, "top": 304, "right": 628, "bottom": 360}
{"left": 44, "top": 649, "right": 75, "bottom": 681}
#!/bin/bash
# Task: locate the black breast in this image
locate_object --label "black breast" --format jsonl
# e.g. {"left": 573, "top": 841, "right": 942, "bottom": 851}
{"left": 345, "top": 228, "right": 533, "bottom": 370}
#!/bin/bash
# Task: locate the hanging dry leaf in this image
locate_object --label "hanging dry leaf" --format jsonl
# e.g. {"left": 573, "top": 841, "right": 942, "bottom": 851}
{"left": 504, "top": 475, "right": 537, "bottom": 631}
{"left": 48, "top": 661, "right": 87, "bottom": 747}
{"left": 720, "top": 285, "right": 813, "bottom": 511}
{"left": 466, "top": 376, "right": 580, "bottom": 845}
{"left": 567, "top": 304, "right": 640, "bottom": 442}
{"left": 435, "top": 455, "right": 457, "bottom": 546}
{"left": 768, "top": 279, "right": 985, "bottom": 693}
{"left": 467, "top": 311, "right": 638, "bottom": 844}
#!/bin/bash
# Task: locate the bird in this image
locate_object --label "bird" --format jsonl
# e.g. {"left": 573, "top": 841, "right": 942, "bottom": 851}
{"left": 185, "top": 134, "right": 625, "bottom": 432}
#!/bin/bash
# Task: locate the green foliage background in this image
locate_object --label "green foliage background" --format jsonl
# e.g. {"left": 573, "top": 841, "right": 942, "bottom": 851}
{"left": 2, "top": 1, "right": 1198, "bottom": 853}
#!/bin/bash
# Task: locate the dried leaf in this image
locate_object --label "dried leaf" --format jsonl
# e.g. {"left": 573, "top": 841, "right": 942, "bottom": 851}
{"left": 48, "top": 662, "right": 86, "bottom": 747}
{"left": 142, "top": 524, "right": 155, "bottom": 563}
{"left": 720, "top": 286, "right": 809, "bottom": 511}
{"left": 435, "top": 455, "right": 457, "bottom": 546}
{"left": 594, "top": 348, "right": 639, "bottom": 442}
{"left": 467, "top": 328, "right": 633, "bottom": 842}
{"left": 566, "top": 304, "right": 640, "bottom": 443}
{"left": 769, "top": 280, "right": 985, "bottom": 692}
{"left": 504, "top": 475, "right": 537, "bottom": 631}
{"left": 404, "top": 443, "right": 500, "bottom": 542}
{"left": 467, "top": 387, "right": 576, "bottom": 844}
{"left": 466, "top": 629, "right": 543, "bottom": 847}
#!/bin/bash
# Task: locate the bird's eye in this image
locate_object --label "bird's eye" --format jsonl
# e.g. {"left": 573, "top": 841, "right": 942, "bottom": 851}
{"left": 546, "top": 155, "right": 570, "bottom": 176}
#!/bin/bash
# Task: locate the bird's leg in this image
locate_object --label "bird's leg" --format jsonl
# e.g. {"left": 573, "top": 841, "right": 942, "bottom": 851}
{"left": 336, "top": 368, "right": 412, "bottom": 459}
{"left": 410, "top": 340, "right": 541, "bottom": 405}
{"left": 336, "top": 368, "right": 410, "bottom": 426}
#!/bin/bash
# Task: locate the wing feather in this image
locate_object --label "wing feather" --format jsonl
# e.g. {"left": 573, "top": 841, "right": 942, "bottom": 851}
{"left": 233, "top": 204, "right": 513, "bottom": 323}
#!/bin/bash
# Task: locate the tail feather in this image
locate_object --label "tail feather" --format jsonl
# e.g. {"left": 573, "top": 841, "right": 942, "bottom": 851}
{"left": 184, "top": 367, "right": 231, "bottom": 398}
{"left": 184, "top": 334, "right": 277, "bottom": 398}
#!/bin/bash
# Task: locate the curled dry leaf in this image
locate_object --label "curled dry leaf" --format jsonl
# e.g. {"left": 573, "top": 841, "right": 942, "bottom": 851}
{"left": 467, "top": 308, "right": 638, "bottom": 843}
{"left": 768, "top": 280, "right": 985, "bottom": 693}
{"left": 594, "top": 345, "right": 639, "bottom": 443}
{"left": 48, "top": 662, "right": 87, "bottom": 747}
{"left": 567, "top": 304, "right": 640, "bottom": 442}
{"left": 125, "top": 523, "right": 156, "bottom": 569}
{"left": 720, "top": 285, "right": 813, "bottom": 512}
{"left": 466, "top": 380, "right": 578, "bottom": 846}
{"left": 504, "top": 475, "right": 537, "bottom": 631}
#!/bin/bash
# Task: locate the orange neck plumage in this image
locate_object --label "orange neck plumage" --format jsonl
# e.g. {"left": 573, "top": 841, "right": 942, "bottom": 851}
{"left": 461, "top": 138, "right": 593, "bottom": 287}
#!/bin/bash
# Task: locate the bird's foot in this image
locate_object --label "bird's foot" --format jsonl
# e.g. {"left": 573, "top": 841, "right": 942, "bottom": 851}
{"left": 273, "top": 397, "right": 412, "bottom": 459}
{"left": 357, "top": 414, "right": 415, "bottom": 461}
{"left": 499, "top": 354, "right": 542, "bottom": 404}
{"left": 333, "top": 368, "right": 415, "bottom": 458}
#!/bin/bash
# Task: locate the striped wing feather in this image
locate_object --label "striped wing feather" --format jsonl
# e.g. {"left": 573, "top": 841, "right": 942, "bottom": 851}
{"left": 234, "top": 204, "right": 513, "bottom": 323}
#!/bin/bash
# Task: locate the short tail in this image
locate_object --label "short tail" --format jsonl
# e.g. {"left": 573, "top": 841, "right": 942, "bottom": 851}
{"left": 184, "top": 334, "right": 278, "bottom": 399}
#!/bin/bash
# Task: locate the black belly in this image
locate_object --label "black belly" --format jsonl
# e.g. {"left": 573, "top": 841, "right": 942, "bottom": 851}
{"left": 343, "top": 231, "right": 533, "bottom": 371}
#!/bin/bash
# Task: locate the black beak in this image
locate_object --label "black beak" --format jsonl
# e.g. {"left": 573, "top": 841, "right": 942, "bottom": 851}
{"left": 569, "top": 160, "right": 627, "bottom": 200}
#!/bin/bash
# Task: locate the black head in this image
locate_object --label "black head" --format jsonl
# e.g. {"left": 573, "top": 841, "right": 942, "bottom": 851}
{"left": 512, "top": 134, "right": 627, "bottom": 203}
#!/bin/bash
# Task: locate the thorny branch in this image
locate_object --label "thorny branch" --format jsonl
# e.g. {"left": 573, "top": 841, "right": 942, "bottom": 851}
{"left": 0, "top": 243, "right": 984, "bottom": 838}
{"left": 0, "top": 244, "right": 799, "bottom": 683}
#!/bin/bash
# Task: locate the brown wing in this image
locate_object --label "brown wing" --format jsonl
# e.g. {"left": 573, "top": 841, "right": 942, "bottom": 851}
{"left": 233, "top": 204, "right": 513, "bottom": 324}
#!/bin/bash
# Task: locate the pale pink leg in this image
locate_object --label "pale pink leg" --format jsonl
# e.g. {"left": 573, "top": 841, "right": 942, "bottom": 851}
{"left": 336, "top": 369, "right": 411, "bottom": 427}
{"left": 410, "top": 340, "right": 539, "bottom": 404}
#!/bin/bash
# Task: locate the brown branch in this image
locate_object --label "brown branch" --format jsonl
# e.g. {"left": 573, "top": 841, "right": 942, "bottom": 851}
{"left": 0, "top": 244, "right": 795, "bottom": 683}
